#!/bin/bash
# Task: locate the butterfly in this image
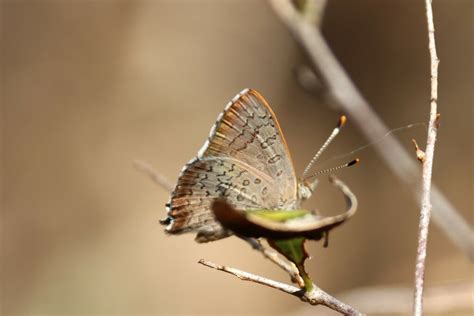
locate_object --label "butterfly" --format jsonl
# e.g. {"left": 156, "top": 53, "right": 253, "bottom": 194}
{"left": 160, "top": 88, "right": 357, "bottom": 244}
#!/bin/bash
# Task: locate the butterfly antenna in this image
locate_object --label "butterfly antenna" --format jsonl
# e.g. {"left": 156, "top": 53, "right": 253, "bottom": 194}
{"left": 303, "top": 158, "right": 360, "bottom": 181}
{"left": 301, "top": 115, "right": 347, "bottom": 179}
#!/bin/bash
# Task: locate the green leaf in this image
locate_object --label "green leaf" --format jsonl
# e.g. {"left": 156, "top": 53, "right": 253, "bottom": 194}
{"left": 247, "top": 209, "right": 310, "bottom": 222}
{"left": 268, "top": 237, "right": 313, "bottom": 292}
{"left": 269, "top": 237, "right": 306, "bottom": 263}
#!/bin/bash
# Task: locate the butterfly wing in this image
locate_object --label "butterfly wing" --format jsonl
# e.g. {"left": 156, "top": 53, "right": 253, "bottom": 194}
{"left": 163, "top": 89, "right": 298, "bottom": 242}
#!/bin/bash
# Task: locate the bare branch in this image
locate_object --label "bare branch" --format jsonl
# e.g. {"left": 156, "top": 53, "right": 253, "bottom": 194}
{"left": 268, "top": 0, "right": 474, "bottom": 259}
{"left": 199, "top": 259, "right": 364, "bottom": 315}
{"left": 413, "top": 1, "right": 441, "bottom": 314}
{"left": 243, "top": 237, "right": 305, "bottom": 287}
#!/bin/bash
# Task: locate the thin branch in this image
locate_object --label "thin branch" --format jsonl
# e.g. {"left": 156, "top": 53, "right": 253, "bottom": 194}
{"left": 413, "top": 1, "right": 440, "bottom": 314}
{"left": 199, "top": 259, "right": 364, "bottom": 315}
{"left": 268, "top": 0, "right": 474, "bottom": 259}
{"left": 243, "top": 237, "right": 305, "bottom": 287}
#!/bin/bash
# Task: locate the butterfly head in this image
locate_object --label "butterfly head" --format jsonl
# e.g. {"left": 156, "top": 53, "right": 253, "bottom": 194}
{"left": 297, "top": 181, "right": 316, "bottom": 202}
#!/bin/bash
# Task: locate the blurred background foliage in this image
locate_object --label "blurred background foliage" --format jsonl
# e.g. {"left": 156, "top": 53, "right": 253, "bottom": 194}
{"left": 1, "top": 1, "right": 472, "bottom": 315}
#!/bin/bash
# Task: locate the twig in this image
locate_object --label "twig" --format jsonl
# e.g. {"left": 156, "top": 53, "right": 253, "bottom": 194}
{"left": 268, "top": 0, "right": 474, "bottom": 259}
{"left": 199, "top": 259, "right": 364, "bottom": 315}
{"left": 413, "top": 1, "right": 440, "bottom": 314}
{"left": 243, "top": 237, "right": 305, "bottom": 287}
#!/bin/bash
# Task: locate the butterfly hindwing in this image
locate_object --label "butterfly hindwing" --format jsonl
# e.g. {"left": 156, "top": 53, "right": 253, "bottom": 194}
{"left": 166, "top": 157, "right": 275, "bottom": 242}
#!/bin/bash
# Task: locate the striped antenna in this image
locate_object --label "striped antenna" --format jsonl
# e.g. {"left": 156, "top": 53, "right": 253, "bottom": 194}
{"left": 303, "top": 158, "right": 360, "bottom": 181}
{"left": 301, "top": 115, "right": 347, "bottom": 179}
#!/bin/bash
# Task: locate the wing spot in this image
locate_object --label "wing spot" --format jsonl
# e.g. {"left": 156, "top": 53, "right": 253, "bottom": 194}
{"left": 260, "top": 135, "right": 277, "bottom": 149}
{"left": 251, "top": 195, "right": 258, "bottom": 203}
{"left": 268, "top": 154, "right": 282, "bottom": 164}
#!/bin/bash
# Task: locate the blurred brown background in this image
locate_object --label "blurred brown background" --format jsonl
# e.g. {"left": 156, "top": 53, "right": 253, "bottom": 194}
{"left": 1, "top": 1, "right": 472, "bottom": 315}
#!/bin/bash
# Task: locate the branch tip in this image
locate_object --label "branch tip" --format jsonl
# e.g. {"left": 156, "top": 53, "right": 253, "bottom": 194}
{"left": 198, "top": 258, "right": 363, "bottom": 315}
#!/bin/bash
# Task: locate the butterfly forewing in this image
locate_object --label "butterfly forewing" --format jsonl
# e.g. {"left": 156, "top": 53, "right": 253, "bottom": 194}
{"left": 202, "top": 89, "right": 297, "bottom": 204}
{"left": 164, "top": 89, "right": 298, "bottom": 242}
